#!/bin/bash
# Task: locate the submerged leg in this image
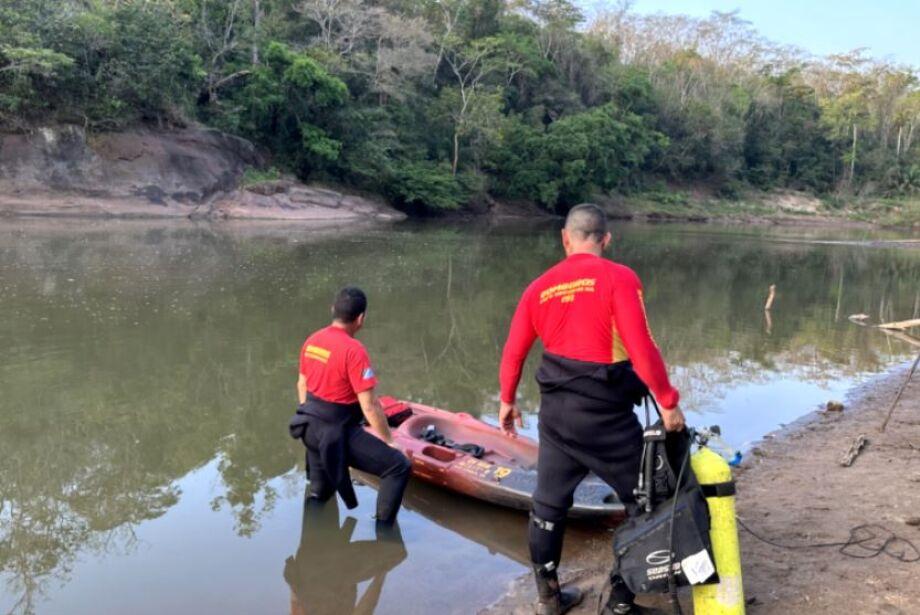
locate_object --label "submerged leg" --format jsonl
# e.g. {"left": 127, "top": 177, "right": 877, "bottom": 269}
{"left": 346, "top": 428, "right": 411, "bottom": 524}
{"left": 304, "top": 444, "right": 336, "bottom": 502}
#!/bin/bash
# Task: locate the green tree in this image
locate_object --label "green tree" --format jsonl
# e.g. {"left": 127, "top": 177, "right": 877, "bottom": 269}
{"left": 742, "top": 71, "right": 836, "bottom": 191}
{"left": 219, "top": 41, "right": 347, "bottom": 175}
{"left": 488, "top": 103, "right": 664, "bottom": 210}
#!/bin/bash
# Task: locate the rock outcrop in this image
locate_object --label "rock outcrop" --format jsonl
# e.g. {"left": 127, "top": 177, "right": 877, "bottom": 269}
{"left": 207, "top": 180, "right": 405, "bottom": 221}
{"left": 0, "top": 125, "right": 405, "bottom": 221}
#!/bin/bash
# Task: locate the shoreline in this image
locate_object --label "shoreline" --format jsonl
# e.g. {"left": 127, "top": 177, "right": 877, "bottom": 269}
{"left": 482, "top": 361, "right": 920, "bottom": 614}
{"left": 0, "top": 197, "right": 843, "bottom": 226}
{"left": 0, "top": 196, "right": 898, "bottom": 231}
{"left": 2, "top": 125, "right": 916, "bottom": 229}
{"left": 1, "top": 181, "right": 916, "bottom": 231}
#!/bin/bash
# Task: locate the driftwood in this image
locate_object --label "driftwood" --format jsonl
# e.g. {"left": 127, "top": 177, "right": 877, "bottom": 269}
{"left": 840, "top": 434, "right": 868, "bottom": 467}
{"left": 849, "top": 314, "right": 920, "bottom": 346}
{"left": 878, "top": 318, "right": 920, "bottom": 331}
{"left": 880, "top": 352, "right": 920, "bottom": 433}
{"left": 846, "top": 314, "right": 920, "bottom": 434}
{"left": 764, "top": 284, "right": 776, "bottom": 334}
{"left": 764, "top": 284, "right": 776, "bottom": 311}
{"left": 878, "top": 328, "right": 920, "bottom": 349}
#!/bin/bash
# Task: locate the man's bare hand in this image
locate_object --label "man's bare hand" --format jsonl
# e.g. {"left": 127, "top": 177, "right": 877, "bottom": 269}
{"left": 662, "top": 405, "right": 686, "bottom": 432}
{"left": 499, "top": 401, "right": 524, "bottom": 437}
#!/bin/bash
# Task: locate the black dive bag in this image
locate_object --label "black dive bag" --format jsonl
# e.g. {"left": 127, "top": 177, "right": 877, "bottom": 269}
{"left": 612, "top": 412, "right": 719, "bottom": 594}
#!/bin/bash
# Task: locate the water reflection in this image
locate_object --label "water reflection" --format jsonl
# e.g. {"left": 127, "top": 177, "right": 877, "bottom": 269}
{"left": 359, "top": 474, "right": 532, "bottom": 566}
{"left": 0, "top": 219, "right": 918, "bottom": 614}
{"left": 284, "top": 497, "right": 407, "bottom": 615}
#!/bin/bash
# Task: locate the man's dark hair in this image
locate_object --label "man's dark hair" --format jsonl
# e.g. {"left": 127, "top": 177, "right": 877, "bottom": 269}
{"left": 332, "top": 286, "right": 368, "bottom": 323}
{"left": 564, "top": 203, "right": 607, "bottom": 242}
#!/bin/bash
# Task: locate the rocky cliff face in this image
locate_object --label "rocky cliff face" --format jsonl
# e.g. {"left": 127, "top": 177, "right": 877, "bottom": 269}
{"left": 0, "top": 126, "right": 405, "bottom": 221}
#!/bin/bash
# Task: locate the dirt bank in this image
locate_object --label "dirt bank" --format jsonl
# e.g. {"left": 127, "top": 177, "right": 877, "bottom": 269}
{"left": 592, "top": 185, "right": 920, "bottom": 231}
{"left": 0, "top": 126, "right": 405, "bottom": 221}
{"left": 484, "top": 362, "right": 920, "bottom": 614}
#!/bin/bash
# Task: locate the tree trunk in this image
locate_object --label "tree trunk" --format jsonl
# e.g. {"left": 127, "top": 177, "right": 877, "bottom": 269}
{"left": 897, "top": 125, "right": 903, "bottom": 158}
{"left": 849, "top": 123, "right": 858, "bottom": 186}
{"left": 452, "top": 131, "right": 460, "bottom": 176}
{"left": 252, "top": 0, "right": 261, "bottom": 65}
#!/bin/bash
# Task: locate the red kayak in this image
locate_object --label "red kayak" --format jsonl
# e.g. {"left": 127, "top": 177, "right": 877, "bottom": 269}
{"left": 369, "top": 396, "right": 625, "bottom": 519}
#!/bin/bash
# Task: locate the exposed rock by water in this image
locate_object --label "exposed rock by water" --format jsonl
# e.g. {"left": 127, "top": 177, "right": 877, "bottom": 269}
{"left": 0, "top": 125, "right": 405, "bottom": 221}
{"left": 208, "top": 180, "right": 405, "bottom": 221}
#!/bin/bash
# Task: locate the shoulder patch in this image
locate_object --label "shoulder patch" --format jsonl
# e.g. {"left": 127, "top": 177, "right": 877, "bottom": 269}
{"left": 362, "top": 367, "right": 375, "bottom": 380}
{"left": 304, "top": 345, "right": 331, "bottom": 363}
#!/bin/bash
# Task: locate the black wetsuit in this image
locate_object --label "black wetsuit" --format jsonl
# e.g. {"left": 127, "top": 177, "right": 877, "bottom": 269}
{"left": 531, "top": 353, "right": 649, "bottom": 604}
{"left": 290, "top": 395, "right": 410, "bottom": 523}
{"left": 499, "top": 253, "right": 681, "bottom": 605}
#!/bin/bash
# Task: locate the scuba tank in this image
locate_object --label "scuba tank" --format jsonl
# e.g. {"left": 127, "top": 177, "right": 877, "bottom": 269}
{"left": 611, "top": 401, "right": 745, "bottom": 614}
{"left": 612, "top": 419, "right": 719, "bottom": 596}
{"left": 690, "top": 431, "right": 745, "bottom": 615}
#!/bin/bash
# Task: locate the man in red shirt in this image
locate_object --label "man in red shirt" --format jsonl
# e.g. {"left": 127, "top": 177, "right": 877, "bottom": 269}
{"left": 499, "top": 204, "right": 686, "bottom": 615}
{"left": 289, "top": 287, "right": 410, "bottom": 525}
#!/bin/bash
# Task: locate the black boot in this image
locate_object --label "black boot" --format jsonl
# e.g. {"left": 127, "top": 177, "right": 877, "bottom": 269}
{"left": 602, "top": 603, "right": 654, "bottom": 615}
{"left": 601, "top": 598, "right": 665, "bottom": 615}
{"left": 533, "top": 564, "right": 583, "bottom": 615}
{"left": 600, "top": 574, "right": 662, "bottom": 615}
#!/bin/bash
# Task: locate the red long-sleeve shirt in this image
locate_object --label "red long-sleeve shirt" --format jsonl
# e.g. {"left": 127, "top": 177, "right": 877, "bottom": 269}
{"left": 499, "top": 252, "right": 679, "bottom": 410}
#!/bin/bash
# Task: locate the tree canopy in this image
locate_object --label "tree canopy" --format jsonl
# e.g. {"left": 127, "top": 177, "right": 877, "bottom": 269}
{"left": 2, "top": 0, "right": 918, "bottom": 212}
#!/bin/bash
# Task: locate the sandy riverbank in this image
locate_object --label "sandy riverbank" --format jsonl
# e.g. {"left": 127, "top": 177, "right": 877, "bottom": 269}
{"left": 483, "top": 361, "right": 920, "bottom": 614}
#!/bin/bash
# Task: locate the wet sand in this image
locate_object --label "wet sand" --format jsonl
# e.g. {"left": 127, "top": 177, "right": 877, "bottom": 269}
{"left": 483, "top": 361, "right": 920, "bottom": 614}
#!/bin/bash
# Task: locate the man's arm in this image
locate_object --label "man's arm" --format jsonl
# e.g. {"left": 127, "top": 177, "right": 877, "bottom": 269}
{"left": 498, "top": 289, "right": 536, "bottom": 435}
{"left": 297, "top": 373, "right": 307, "bottom": 405}
{"left": 357, "top": 388, "right": 394, "bottom": 444}
{"left": 611, "top": 269, "right": 685, "bottom": 431}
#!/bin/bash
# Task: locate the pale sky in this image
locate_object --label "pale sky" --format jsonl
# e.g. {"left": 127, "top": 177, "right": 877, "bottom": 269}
{"left": 621, "top": 0, "right": 918, "bottom": 66}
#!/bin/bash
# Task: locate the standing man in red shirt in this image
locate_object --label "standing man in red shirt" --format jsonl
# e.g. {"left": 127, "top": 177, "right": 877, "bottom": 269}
{"left": 499, "top": 204, "right": 686, "bottom": 615}
{"left": 289, "top": 287, "right": 410, "bottom": 525}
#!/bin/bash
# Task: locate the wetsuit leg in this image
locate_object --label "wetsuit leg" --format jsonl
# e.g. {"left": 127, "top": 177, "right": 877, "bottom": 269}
{"left": 581, "top": 446, "right": 641, "bottom": 512}
{"left": 303, "top": 430, "right": 336, "bottom": 502}
{"left": 530, "top": 432, "right": 589, "bottom": 569}
{"left": 346, "top": 427, "right": 411, "bottom": 524}
{"left": 577, "top": 420, "right": 643, "bottom": 607}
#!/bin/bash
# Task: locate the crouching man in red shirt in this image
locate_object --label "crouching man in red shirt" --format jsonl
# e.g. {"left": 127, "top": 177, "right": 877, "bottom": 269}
{"left": 289, "top": 287, "right": 410, "bottom": 525}
{"left": 499, "top": 205, "right": 686, "bottom": 615}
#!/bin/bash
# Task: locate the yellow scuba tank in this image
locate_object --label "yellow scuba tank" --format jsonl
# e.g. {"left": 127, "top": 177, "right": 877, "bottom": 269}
{"left": 691, "top": 446, "right": 745, "bottom": 614}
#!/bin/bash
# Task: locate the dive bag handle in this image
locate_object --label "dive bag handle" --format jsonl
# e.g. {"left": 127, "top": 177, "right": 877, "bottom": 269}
{"left": 637, "top": 396, "right": 666, "bottom": 512}
{"left": 643, "top": 395, "right": 662, "bottom": 428}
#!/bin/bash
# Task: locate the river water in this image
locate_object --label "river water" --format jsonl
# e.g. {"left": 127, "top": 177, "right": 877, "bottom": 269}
{"left": 1, "top": 219, "right": 918, "bottom": 614}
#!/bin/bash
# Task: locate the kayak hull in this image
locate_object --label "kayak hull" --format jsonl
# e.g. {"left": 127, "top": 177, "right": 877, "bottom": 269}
{"left": 370, "top": 397, "right": 626, "bottom": 519}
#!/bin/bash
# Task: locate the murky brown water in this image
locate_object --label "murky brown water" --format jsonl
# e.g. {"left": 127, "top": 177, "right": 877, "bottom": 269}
{"left": 1, "top": 219, "right": 918, "bottom": 614}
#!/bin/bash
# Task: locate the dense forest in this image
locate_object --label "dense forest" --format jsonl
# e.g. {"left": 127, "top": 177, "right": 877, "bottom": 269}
{"left": 2, "top": 0, "right": 919, "bottom": 213}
